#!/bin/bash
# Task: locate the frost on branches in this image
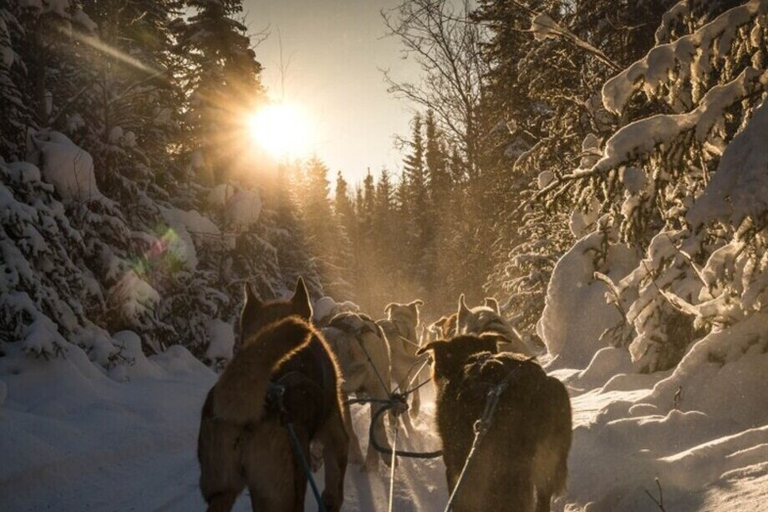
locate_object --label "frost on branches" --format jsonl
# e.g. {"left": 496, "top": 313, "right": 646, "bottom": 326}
{"left": 538, "top": 1, "right": 768, "bottom": 372}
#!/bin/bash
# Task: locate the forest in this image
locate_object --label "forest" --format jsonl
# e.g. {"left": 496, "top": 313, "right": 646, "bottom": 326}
{"left": 2, "top": 0, "right": 768, "bottom": 511}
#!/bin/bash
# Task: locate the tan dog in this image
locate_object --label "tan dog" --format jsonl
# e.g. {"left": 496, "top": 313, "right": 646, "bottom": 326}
{"left": 197, "top": 278, "right": 349, "bottom": 512}
{"left": 428, "top": 313, "right": 458, "bottom": 340}
{"left": 417, "top": 335, "right": 572, "bottom": 512}
{"left": 322, "top": 312, "right": 393, "bottom": 470}
{"left": 376, "top": 300, "right": 424, "bottom": 420}
{"left": 456, "top": 294, "right": 537, "bottom": 357}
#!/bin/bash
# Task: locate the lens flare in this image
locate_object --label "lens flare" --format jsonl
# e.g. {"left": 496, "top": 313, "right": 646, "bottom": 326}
{"left": 247, "top": 103, "right": 311, "bottom": 160}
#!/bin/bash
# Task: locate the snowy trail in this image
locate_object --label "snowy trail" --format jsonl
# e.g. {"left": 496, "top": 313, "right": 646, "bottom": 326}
{"left": 0, "top": 348, "right": 448, "bottom": 512}
{"left": 4, "top": 345, "right": 768, "bottom": 512}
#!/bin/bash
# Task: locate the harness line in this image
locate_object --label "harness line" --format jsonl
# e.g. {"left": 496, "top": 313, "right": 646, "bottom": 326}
{"left": 267, "top": 383, "right": 328, "bottom": 512}
{"left": 387, "top": 419, "right": 399, "bottom": 512}
{"left": 354, "top": 334, "right": 391, "bottom": 396}
{"left": 394, "top": 356, "right": 430, "bottom": 394}
{"left": 441, "top": 365, "right": 522, "bottom": 512}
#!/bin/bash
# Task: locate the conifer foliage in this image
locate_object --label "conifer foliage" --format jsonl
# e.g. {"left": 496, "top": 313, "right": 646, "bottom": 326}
{"left": 0, "top": 0, "right": 321, "bottom": 368}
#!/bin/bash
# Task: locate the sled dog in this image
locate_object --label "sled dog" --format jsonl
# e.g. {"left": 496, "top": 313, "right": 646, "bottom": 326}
{"left": 456, "top": 294, "right": 537, "bottom": 357}
{"left": 197, "top": 278, "right": 348, "bottom": 512}
{"left": 376, "top": 300, "right": 425, "bottom": 420}
{"left": 428, "top": 313, "right": 458, "bottom": 340}
{"left": 322, "top": 311, "right": 393, "bottom": 470}
{"left": 417, "top": 335, "right": 572, "bottom": 512}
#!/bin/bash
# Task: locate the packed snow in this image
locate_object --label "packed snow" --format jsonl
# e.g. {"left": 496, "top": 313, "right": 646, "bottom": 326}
{"left": 2, "top": 306, "right": 767, "bottom": 511}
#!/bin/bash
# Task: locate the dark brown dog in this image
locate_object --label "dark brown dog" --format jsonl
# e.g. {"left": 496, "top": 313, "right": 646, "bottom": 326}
{"left": 198, "top": 278, "right": 349, "bottom": 512}
{"left": 417, "top": 335, "right": 572, "bottom": 512}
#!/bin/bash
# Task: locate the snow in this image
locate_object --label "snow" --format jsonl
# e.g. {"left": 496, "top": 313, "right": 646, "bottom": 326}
{"left": 2, "top": 318, "right": 766, "bottom": 511}
{"left": 538, "top": 229, "right": 640, "bottom": 367}
{"left": 224, "top": 189, "right": 262, "bottom": 228}
{"left": 6, "top": 161, "right": 41, "bottom": 184}
{"left": 206, "top": 185, "right": 262, "bottom": 228}
{"left": 159, "top": 206, "right": 221, "bottom": 271}
{"left": 204, "top": 319, "right": 234, "bottom": 362}
{"left": 688, "top": 98, "right": 768, "bottom": 228}
{"left": 602, "top": 0, "right": 764, "bottom": 115}
{"left": 590, "top": 67, "right": 768, "bottom": 177}
{"left": 29, "top": 131, "right": 102, "bottom": 202}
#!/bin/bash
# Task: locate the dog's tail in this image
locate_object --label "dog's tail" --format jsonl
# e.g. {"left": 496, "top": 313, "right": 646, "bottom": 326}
{"left": 212, "top": 317, "right": 313, "bottom": 425}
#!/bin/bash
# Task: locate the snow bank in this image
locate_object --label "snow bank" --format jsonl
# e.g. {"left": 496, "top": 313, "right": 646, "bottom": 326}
{"left": 207, "top": 183, "right": 236, "bottom": 208}
{"left": 538, "top": 230, "right": 639, "bottom": 367}
{"left": 565, "top": 347, "right": 636, "bottom": 392}
{"left": 0, "top": 341, "right": 216, "bottom": 511}
{"left": 30, "top": 131, "right": 102, "bottom": 202}
{"left": 564, "top": 311, "right": 768, "bottom": 511}
{"left": 108, "top": 330, "right": 165, "bottom": 381}
{"left": 646, "top": 312, "right": 768, "bottom": 427}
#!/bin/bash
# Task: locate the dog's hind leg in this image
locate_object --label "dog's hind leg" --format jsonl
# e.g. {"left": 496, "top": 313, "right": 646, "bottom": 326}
{"left": 243, "top": 423, "right": 298, "bottom": 512}
{"left": 342, "top": 402, "right": 366, "bottom": 466}
{"left": 409, "top": 385, "right": 421, "bottom": 420}
{"left": 318, "top": 407, "right": 349, "bottom": 512}
{"left": 205, "top": 491, "right": 239, "bottom": 512}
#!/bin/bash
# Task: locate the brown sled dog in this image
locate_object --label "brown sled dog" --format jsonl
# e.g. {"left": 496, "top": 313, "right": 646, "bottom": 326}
{"left": 417, "top": 335, "right": 572, "bottom": 512}
{"left": 197, "top": 278, "right": 349, "bottom": 512}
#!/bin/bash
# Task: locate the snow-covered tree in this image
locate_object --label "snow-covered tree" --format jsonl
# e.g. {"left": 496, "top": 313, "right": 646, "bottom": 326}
{"left": 539, "top": 0, "right": 768, "bottom": 371}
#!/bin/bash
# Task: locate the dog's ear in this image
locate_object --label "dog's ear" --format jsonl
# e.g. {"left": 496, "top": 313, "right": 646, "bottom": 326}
{"left": 416, "top": 340, "right": 446, "bottom": 356}
{"left": 430, "top": 316, "right": 448, "bottom": 333}
{"left": 243, "top": 281, "right": 262, "bottom": 310}
{"left": 457, "top": 294, "right": 470, "bottom": 331}
{"left": 484, "top": 297, "right": 500, "bottom": 315}
{"left": 384, "top": 303, "right": 397, "bottom": 315}
{"left": 291, "top": 277, "right": 313, "bottom": 320}
{"left": 408, "top": 299, "right": 424, "bottom": 309}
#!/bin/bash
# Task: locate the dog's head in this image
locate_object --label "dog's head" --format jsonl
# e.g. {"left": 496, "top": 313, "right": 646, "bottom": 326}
{"left": 455, "top": 295, "right": 535, "bottom": 357}
{"left": 416, "top": 333, "right": 511, "bottom": 382}
{"left": 428, "top": 313, "right": 458, "bottom": 339}
{"left": 383, "top": 300, "right": 423, "bottom": 340}
{"left": 239, "top": 277, "right": 313, "bottom": 347}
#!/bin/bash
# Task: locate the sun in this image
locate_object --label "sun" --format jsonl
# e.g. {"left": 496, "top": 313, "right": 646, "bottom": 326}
{"left": 247, "top": 103, "right": 311, "bottom": 160}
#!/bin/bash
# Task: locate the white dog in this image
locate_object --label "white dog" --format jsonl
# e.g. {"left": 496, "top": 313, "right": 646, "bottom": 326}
{"left": 376, "top": 300, "right": 425, "bottom": 422}
{"left": 456, "top": 294, "right": 538, "bottom": 357}
{"left": 322, "top": 312, "right": 393, "bottom": 470}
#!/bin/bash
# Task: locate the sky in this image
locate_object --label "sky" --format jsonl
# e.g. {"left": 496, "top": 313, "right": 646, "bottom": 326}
{"left": 242, "top": 0, "right": 421, "bottom": 185}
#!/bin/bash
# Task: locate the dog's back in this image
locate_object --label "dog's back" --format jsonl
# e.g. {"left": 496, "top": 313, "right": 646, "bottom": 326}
{"left": 448, "top": 353, "right": 571, "bottom": 511}
{"left": 198, "top": 279, "right": 348, "bottom": 512}
{"left": 420, "top": 336, "right": 571, "bottom": 512}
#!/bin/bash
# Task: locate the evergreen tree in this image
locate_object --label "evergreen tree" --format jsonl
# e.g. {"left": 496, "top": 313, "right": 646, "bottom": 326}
{"left": 297, "top": 157, "right": 353, "bottom": 298}
{"left": 175, "top": 0, "right": 263, "bottom": 185}
{"left": 0, "top": 5, "right": 27, "bottom": 161}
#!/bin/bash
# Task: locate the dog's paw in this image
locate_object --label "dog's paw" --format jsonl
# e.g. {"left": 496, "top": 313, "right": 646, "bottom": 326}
{"left": 364, "top": 457, "right": 380, "bottom": 472}
{"left": 310, "top": 440, "right": 324, "bottom": 472}
{"left": 349, "top": 447, "right": 365, "bottom": 466}
{"left": 321, "top": 491, "right": 341, "bottom": 512}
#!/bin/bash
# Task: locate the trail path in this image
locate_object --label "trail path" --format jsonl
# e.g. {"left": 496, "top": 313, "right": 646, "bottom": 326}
{"left": 0, "top": 361, "right": 449, "bottom": 512}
